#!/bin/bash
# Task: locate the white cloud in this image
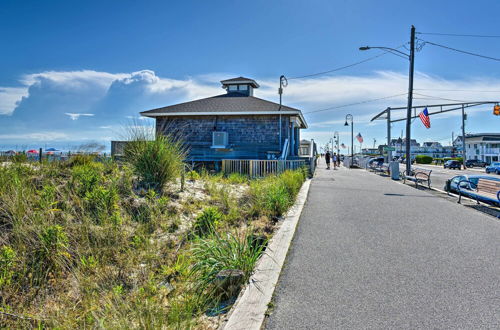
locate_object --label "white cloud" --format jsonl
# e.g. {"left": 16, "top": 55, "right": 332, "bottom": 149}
{"left": 0, "top": 132, "right": 69, "bottom": 141}
{"left": 65, "top": 113, "right": 95, "bottom": 120}
{"left": 0, "top": 87, "right": 28, "bottom": 115}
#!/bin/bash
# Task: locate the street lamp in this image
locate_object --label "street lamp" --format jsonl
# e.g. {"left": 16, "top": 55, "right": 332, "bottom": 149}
{"left": 344, "top": 114, "right": 353, "bottom": 167}
{"left": 334, "top": 131, "right": 340, "bottom": 155}
{"left": 359, "top": 25, "right": 415, "bottom": 175}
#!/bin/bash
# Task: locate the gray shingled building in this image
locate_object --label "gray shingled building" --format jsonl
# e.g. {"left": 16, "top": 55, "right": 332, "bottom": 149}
{"left": 140, "top": 77, "right": 308, "bottom": 165}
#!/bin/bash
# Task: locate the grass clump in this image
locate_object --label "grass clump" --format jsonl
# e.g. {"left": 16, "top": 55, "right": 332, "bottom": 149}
{"left": 193, "top": 207, "right": 222, "bottom": 236}
{"left": 124, "top": 131, "right": 186, "bottom": 191}
{"left": 250, "top": 169, "right": 307, "bottom": 217}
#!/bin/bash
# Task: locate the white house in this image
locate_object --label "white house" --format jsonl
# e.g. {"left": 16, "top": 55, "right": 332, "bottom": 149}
{"left": 463, "top": 133, "right": 500, "bottom": 163}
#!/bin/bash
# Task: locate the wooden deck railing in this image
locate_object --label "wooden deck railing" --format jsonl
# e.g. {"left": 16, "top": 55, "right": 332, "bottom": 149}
{"left": 222, "top": 159, "right": 306, "bottom": 177}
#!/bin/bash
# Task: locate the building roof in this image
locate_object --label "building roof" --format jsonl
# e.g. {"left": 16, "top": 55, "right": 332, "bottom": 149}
{"left": 140, "top": 92, "right": 307, "bottom": 128}
{"left": 463, "top": 133, "right": 500, "bottom": 142}
{"left": 220, "top": 77, "right": 259, "bottom": 88}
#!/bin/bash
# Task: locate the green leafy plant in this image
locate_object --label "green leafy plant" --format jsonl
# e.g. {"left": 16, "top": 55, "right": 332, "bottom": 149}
{"left": 0, "top": 246, "right": 16, "bottom": 288}
{"left": 193, "top": 207, "right": 222, "bottom": 237}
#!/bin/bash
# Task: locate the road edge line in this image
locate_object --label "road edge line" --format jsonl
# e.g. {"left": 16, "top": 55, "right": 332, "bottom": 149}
{"left": 222, "top": 178, "right": 312, "bottom": 330}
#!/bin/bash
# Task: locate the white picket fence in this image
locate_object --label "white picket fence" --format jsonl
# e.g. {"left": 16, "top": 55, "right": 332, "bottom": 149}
{"left": 222, "top": 159, "right": 306, "bottom": 177}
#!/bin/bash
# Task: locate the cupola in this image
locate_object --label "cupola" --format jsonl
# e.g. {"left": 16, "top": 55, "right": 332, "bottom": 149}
{"left": 220, "top": 76, "right": 259, "bottom": 96}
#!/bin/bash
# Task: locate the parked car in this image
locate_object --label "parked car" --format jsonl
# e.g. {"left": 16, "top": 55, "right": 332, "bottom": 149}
{"left": 485, "top": 162, "right": 500, "bottom": 174}
{"left": 445, "top": 174, "right": 500, "bottom": 204}
{"left": 444, "top": 160, "right": 461, "bottom": 170}
{"left": 466, "top": 159, "right": 488, "bottom": 167}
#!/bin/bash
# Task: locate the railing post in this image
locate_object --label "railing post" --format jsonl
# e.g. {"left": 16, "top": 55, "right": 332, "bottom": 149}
{"left": 249, "top": 160, "right": 254, "bottom": 178}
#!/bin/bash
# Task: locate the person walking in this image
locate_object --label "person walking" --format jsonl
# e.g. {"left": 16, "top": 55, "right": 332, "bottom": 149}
{"left": 325, "top": 151, "right": 331, "bottom": 169}
{"left": 332, "top": 153, "right": 338, "bottom": 170}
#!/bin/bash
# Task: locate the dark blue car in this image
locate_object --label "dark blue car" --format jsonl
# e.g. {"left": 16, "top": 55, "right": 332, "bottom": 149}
{"left": 485, "top": 162, "right": 500, "bottom": 174}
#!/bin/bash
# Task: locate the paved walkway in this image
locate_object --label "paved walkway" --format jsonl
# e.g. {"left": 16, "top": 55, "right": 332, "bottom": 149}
{"left": 266, "top": 160, "right": 500, "bottom": 329}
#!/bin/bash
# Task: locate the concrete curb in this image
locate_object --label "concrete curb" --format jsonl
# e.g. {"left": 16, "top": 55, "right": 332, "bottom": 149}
{"left": 222, "top": 178, "right": 312, "bottom": 330}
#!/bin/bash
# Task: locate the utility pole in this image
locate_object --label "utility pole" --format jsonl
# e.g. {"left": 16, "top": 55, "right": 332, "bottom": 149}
{"left": 461, "top": 104, "right": 467, "bottom": 168}
{"left": 387, "top": 107, "right": 391, "bottom": 162}
{"left": 405, "top": 25, "right": 416, "bottom": 175}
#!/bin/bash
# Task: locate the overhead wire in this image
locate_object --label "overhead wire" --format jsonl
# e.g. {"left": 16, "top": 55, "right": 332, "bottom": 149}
{"left": 417, "top": 39, "right": 500, "bottom": 62}
{"left": 303, "top": 92, "right": 408, "bottom": 114}
{"left": 287, "top": 44, "right": 407, "bottom": 80}
{"left": 416, "top": 32, "right": 500, "bottom": 38}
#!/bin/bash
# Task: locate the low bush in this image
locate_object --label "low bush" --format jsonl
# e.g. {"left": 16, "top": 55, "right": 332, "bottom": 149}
{"left": 415, "top": 155, "right": 433, "bottom": 164}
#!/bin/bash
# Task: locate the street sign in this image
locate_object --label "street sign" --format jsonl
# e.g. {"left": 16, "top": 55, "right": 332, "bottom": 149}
{"left": 384, "top": 147, "right": 396, "bottom": 151}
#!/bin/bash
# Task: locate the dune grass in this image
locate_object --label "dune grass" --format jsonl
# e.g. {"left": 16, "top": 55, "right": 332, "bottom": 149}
{"left": 0, "top": 154, "right": 306, "bottom": 328}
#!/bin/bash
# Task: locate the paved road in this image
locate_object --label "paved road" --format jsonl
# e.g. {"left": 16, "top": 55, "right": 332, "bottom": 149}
{"left": 400, "top": 163, "right": 499, "bottom": 191}
{"left": 266, "top": 161, "right": 500, "bottom": 329}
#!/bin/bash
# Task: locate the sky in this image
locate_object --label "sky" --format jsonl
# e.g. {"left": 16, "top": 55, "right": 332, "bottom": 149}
{"left": 1, "top": 0, "right": 500, "bottom": 152}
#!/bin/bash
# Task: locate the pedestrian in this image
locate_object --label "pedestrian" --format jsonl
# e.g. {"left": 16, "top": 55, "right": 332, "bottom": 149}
{"left": 325, "top": 151, "right": 331, "bottom": 169}
{"left": 333, "top": 153, "right": 338, "bottom": 169}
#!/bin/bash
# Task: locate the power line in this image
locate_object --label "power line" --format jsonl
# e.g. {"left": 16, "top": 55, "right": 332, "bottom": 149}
{"left": 288, "top": 44, "right": 407, "bottom": 80}
{"left": 303, "top": 92, "right": 407, "bottom": 114}
{"left": 416, "top": 32, "right": 500, "bottom": 38}
{"left": 418, "top": 39, "right": 500, "bottom": 62}
{"left": 413, "top": 92, "right": 471, "bottom": 103}
{"left": 415, "top": 88, "right": 500, "bottom": 93}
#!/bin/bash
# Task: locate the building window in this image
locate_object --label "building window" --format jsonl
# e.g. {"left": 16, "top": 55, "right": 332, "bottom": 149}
{"left": 228, "top": 85, "right": 237, "bottom": 91}
{"left": 238, "top": 84, "right": 248, "bottom": 91}
{"left": 474, "top": 144, "right": 477, "bottom": 148}
{"left": 212, "top": 131, "right": 228, "bottom": 148}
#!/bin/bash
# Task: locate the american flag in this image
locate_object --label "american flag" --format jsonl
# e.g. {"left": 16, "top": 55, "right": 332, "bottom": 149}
{"left": 341, "top": 143, "right": 346, "bottom": 149}
{"left": 419, "top": 107, "right": 431, "bottom": 128}
{"left": 356, "top": 133, "right": 363, "bottom": 143}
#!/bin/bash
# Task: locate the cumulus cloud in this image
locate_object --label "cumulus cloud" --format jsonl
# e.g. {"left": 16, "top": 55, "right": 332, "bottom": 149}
{"left": 1, "top": 69, "right": 500, "bottom": 148}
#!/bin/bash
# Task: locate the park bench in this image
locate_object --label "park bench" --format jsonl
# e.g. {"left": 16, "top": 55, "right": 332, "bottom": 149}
{"left": 369, "top": 162, "right": 389, "bottom": 174}
{"left": 458, "top": 178, "right": 500, "bottom": 213}
{"left": 402, "top": 167, "right": 432, "bottom": 188}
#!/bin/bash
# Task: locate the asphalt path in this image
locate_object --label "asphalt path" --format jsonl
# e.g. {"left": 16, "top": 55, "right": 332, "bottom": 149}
{"left": 266, "top": 160, "right": 500, "bottom": 329}
{"left": 401, "top": 163, "right": 500, "bottom": 191}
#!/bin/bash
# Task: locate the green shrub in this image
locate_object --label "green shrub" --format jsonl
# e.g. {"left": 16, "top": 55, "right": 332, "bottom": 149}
{"left": 124, "top": 133, "right": 186, "bottom": 191}
{"left": 187, "top": 170, "right": 200, "bottom": 181}
{"left": 0, "top": 246, "right": 16, "bottom": 288}
{"left": 193, "top": 207, "right": 222, "bottom": 236}
{"left": 12, "top": 153, "right": 28, "bottom": 163}
{"left": 226, "top": 173, "right": 248, "bottom": 184}
{"left": 84, "top": 185, "right": 119, "bottom": 223}
{"left": 71, "top": 163, "right": 103, "bottom": 197}
{"left": 415, "top": 155, "right": 433, "bottom": 164}
{"left": 68, "top": 154, "right": 96, "bottom": 167}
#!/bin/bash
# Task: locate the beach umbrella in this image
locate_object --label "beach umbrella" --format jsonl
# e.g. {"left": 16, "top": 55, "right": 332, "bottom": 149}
{"left": 27, "top": 149, "right": 39, "bottom": 154}
{"left": 5, "top": 150, "right": 16, "bottom": 155}
{"left": 46, "top": 147, "right": 59, "bottom": 151}
{"left": 46, "top": 151, "right": 54, "bottom": 155}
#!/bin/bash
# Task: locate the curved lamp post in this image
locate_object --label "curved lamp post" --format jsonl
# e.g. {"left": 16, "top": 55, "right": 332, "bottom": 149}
{"left": 344, "top": 114, "right": 353, "bottom": 167}
{"left": 359, "top": 25, "right": 415, "bottom": 175}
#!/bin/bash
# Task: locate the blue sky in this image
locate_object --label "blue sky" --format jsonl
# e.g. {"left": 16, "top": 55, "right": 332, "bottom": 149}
{"left": 1, "top": 0, "right": 500, "bottom": 151}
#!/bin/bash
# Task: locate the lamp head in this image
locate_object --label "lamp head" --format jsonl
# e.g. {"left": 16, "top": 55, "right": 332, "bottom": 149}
{"left": 344, "top": 121, "right": 349, "bottom": 126}
{"left": 359, "top": 46, "right": 370, "bottom": 51}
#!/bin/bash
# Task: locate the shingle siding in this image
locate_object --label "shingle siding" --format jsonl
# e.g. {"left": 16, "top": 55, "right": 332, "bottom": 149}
{"left": 157, "top": 115, "right": 295, "bottom": 160}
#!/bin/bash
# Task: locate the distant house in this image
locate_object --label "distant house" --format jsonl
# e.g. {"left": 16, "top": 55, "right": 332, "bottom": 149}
{"left": 140, "top": 77, "right": 308, "bottom": 165}
{"left": 460, "top": 133, "right": 500, "bottom": 163}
